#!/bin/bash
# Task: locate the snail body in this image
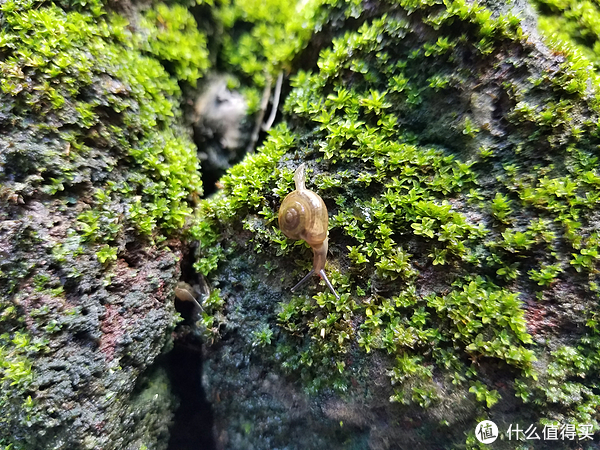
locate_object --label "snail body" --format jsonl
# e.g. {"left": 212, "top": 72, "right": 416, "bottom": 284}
{"left": 174, "top": 281, "right": 204, "bottom": 310}
{"left": 278, "top": 164, "right": 339, "bottom": 299}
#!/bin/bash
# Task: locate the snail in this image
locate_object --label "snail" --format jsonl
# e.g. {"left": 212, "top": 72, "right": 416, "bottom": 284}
{"left": 174, "top": 281, "right": 206, "bottom": 311}
{"left": 278, "top": 164, "right": 340, "bottom": 299}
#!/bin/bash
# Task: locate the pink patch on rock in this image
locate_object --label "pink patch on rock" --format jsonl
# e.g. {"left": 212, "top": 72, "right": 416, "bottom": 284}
{"left": 99, "top": 303, "right": 126, "bottom": 361}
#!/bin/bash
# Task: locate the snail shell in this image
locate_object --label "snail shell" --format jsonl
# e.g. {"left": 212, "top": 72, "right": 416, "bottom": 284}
{"left": 278, "top": 190, "right": 328, "bottom": 246}
{"left": 278, "top": 164, "right": 339, "bottom": 299}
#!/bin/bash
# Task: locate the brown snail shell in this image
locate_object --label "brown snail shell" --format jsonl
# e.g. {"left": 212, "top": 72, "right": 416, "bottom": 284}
{"left": 278, "top": 190, "right": 328, "bottom": 245}
{"left": 278, "top": 164, "right": 339, "bottom": 299}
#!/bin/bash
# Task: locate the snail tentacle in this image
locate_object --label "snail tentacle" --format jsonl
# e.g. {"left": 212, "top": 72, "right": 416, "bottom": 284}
{"left": 290, "top": 269, "right": 315, "bottom": 293}
{"left": 318, "top": 269, "right": 340, "bottom": 300}
{"left": 293, "top": 163, "right": 306, "bottom": 190}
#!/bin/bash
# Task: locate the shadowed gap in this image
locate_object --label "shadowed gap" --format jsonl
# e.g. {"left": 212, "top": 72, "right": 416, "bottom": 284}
{"left": 166, "top": 334, "right": 216, "bottom": 450}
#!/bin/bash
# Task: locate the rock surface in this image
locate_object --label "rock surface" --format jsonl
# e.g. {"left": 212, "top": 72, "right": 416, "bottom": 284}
{"left": 4, "top": 0, "right": 600, "bottom": 448}
{"left": 0, "top": 0, "right": 205, "bottom": 448}
{"left": 194, "top": 0, "right": 600, "bottom": 448}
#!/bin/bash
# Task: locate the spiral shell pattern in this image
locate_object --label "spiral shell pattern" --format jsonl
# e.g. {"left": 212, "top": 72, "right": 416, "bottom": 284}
{"left": 278, "top": 190, "right": 328, "bottom": 245}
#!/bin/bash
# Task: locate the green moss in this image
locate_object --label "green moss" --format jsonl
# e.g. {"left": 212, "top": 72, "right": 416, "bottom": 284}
{"left": 533, "top": 0, "right": 600, "bottom": 69}
{"left": 214, "top": 0, "right": 322, "bottom": 113}
{"left": 193, "top": 0, "right": 600, "bottom": 441}
{"left": 139, "top": 3, "right": 210, "bottom": 85}
{"left": 515, "top": 335, "right": 600, "bottom": 431}
{"left": 0, "top": 312, "right": 47, "bottom": 443}
{"left": 0, "top": 1, "right": 204, "bottom": 248}
{"left": 0, "top": 0, "right": 205, "bottom": 446}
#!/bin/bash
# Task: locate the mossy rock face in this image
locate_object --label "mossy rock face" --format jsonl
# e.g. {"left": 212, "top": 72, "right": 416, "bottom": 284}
{"left": 533, "top": 0, "right": 600, "bottom": 69}
{"left": 0, "top": 0, "right": 206, "bottom": 449}
{"left": 195, "top": 0, "right": 600, "bottom": 448}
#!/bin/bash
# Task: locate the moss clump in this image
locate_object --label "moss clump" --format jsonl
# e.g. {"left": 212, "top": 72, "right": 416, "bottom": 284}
{"left": 0, "top": 0, "right": 205, "bottom": 247}
{"left": 214, "top": 0, "right": 322, "bottom": 113}
{"left": 0, "top": 0, "right": 206, "bottom": 448}
{"left": 533, "top": 0, "right": 600, "bottom": 70}
{"left": 195, "top": 0, "right": 600, "bottom": 446}
{"left": 139, "top": 3, "right": 210, "bottom": 85}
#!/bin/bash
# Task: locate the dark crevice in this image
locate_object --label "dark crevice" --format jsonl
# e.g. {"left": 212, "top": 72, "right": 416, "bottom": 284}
{"left": 167, "top": 247, "right": 215, "bottom": 450}
{"left": 166, "top": 337, "right": 215, "bottom": 450}
{"left": 193, "top": 122, "right": 254, "bottom": 197}
{"left": 179, "top": 241, "right": 200, "bottom": 287}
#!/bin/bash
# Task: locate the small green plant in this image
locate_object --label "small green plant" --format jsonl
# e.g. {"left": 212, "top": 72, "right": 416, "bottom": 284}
{"left": 96, "top": 245, "right": 118, "bottom": 264}
{"left": 32, "top": 274, "right": 51, "bottom": 292}
{"left": 462, "top": 116, "right": 480, "bottom": 137}
{"left": 491, "top": 193, "right": 513, "bottom": 223}
{"left": 252, "top": 324, "right": 274, "bottom": 347}
{"left": 469, "top": 381, "right": 501, "bottom": 408}
{"left": 570, "top": 248, "right": 599, "bottom": 272}
{"left": 375, "top": 247, "right": 415, "bottom": 280}
{"left": 347, "top": 246, "right": 369, "bottom": 265}
{"left": 360, "top": 90, "right": 392, "bottom": 114}
{"left": 529, "top": 264, "right": 561, "bottom": 286}
{"left": 44, "top": 320, "right": 62, "bottom": 333}
{"left": 497, "top": 262, "right": 519, "bottom": 281}
{"left": 501, "top": 229, "right": 534, "bottom": 253}
{"left": 411, "top": 217, "right": 436, "bottom": 238}
{"left": 478, "top": 146, "right": 494, "bottom": 159}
